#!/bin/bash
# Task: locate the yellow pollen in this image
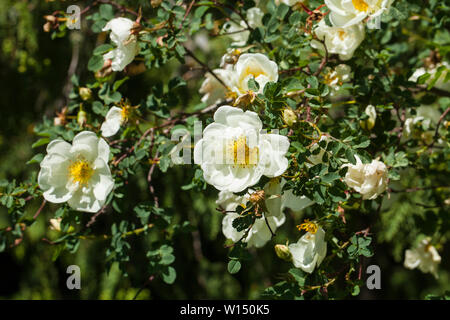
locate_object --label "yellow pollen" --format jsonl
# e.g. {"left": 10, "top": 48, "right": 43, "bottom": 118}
{"left": 121, "top": 105, "right": 133, "bottom": 122}
{"left": 352, "top": 0, "right": 369, "bottom": 12}
{"left": 68, "top": 159, "right": 94, "bottom": 186}
{"left": 227, "top": 136, "right": 259, "bottom": 168}
{"left": 297, "top": 219, "right": 318, "bottom": 234}
{"left": 338, "top": 30, "right": 346, "bottom": 41}
{"left": 324, "top": 72, "right": 338, "bottom": 85}
{"left": 240, "top": 66, "right": 267, "bottom": 86}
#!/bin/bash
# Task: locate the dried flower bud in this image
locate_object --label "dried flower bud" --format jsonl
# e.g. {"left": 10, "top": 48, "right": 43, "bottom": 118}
{"left": 249, "top": 190, "right": 265, "bottom": 205}
{"left": 43, "top": 21, "right": 52, "bottom": 33}
{"left": 233, "top": 91, "right": 256, "bottom": 108}
{"left": 44, "top": 15, "right": 57, "bottom": 23}
{"left": 54, "top": 107, "right": 68, "bottom": 126}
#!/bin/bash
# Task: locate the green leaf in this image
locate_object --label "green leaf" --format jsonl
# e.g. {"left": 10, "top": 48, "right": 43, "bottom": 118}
{"left": 32, "top": 138, "right": 50, "bottom": 149}
{"left": 228, "top": 260, "right": 241, "bottom": 274}
{"left": 194, "top": 6, "right": 208, "bottom": 18}
{"left": 321, "top": 172, "right": 341, "bottom": 184}
{"left": 99, "top": 4, "right": 114, "bottom": 20}
{"left": 93, "top": 44, "right": 113, "bottom": 56}
{"left": 247, "top": 77, "right": 260, "bottom": 91}
{"left": 345, "top": 148, "right": 356, "bottom": 165}
{"left": 162, "top": 266, "right": 177, "bottom": 284}
{"left": 88, "top": 55, "right": 104, "bottom": 72}
{"left": 26, "top": 153, "right": 44, "bottom": 165}
{"left": 352, "top": 285, "right": 360, "bottom": 296}
{"left": 288, "top": 268, "right": 305, "bottom": 286}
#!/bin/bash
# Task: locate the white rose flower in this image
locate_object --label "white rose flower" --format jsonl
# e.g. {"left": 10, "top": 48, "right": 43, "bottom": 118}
{"left": 343, "top": 155, "right": 388, "bottom": 200}
{"left": 217, "top": 178, "right": 313, "bottom": 248}
{"left": 103, "top": 17, "right": 139, "bottom": 71}
{"left": 404, "top": 238, "right": 441, "bottom": 278}
{"left": 325, "top": 0, "right": 393, "bottom": 28}
{"left": 408, "top": 62, "right": 450, "bottom": 92}
{"left": 230, "top": 53, "right": 279, "bottom": 96}
{"left": 100, "top": 105, "right": 134, "bottom": 137}
{"left": 312, "top": 20, "right": 365, "bottom": 61}
{"left": 223, "top": 8, "right": 264, "bottom": 46}
{"left": 324, "top": 64, "right": 352, "bottom": 96}
{"left": 216, "top": 190, "right": 250, "bottom": 212}
{"left": 360, "top": 105, "right": 377, "bottom": 130}
{"left": 264, "top": 178, "right": 314, "bottom": 216}
{"left": 222, "top": 211, "right": 285, "bottom": 248}
{"left": 288, "top": 225, "right": 327, "bottom": 273}
{"left": 194, "top": 106, "right": 289, "bottom": 192}
{"left": 199, "top": 69, "right": 234, "bottom": 105}
{"left": 38, "top": 131, "right": 114, "bottom": 213}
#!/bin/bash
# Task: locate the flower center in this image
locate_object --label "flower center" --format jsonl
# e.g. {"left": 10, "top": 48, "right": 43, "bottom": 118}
{"left": 297, "top": 219, "right": 318, "bottom": 234}
{"left": 338, "top": 30, "right": 347, "bottom": 41}
{"left": 227, "top": 136, "right": 259, "bottom": 167}
{"left": 352, "top": 0, "right": 369, "bottom": 12}
{"left": 324, "top": 71, "right": 339, "bottom": 85}
{"left": 121, "top": 105, "right": 133, "bottom": 123}
{"left": 69, "top": 158, "right": 94, "bottom": 186}
{"left": 239, "top": 66, "right": 267, "bottom": 88}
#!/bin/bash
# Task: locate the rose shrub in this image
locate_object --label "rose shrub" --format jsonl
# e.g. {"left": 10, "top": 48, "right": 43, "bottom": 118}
{"left": 0, "top": 0, "right": 449, "bottom": 299}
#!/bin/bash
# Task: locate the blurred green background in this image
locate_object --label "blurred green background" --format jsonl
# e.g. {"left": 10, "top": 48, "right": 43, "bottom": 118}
{"left": 0, "top": 0, "right": 448, "bottom": 299}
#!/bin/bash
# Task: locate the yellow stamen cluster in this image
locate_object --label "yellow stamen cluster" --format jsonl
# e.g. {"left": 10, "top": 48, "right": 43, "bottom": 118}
{"left": 324, "top": 72, "right": 338, "bottom": 86}
{"left": 352, "top": 0, "right": 369, "bottom": 12}
{"left": 297, "top": 219, "right": 318, "bottom": 234}
{"left": 68, "top": 159, "right": 94, "bottom": 186}
{"left": 121, "top": 105, "right": 133, "bottom": 122}
{"left": 239, "top": 66, "right": 267, "bottom": 87}
{"left": 338, "top": 30, "right": 347, "bottom": 41}
{"left": 227, "top": 136, "right": 259, "bottom": 168}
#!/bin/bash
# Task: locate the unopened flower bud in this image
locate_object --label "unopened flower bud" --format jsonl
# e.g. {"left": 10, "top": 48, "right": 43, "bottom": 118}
{"left": 275, "top": 244, "right": 292, "bottom": 262}
{"left": 77, "top": 108, "right": 87, "bottom": 126}
{"left": 360, "top": 105, "right": 376, "bottom": 130}
{"left": 151, "top": 0, "right": 163, "bottom": 8}
{"left": 282, "top": 108, "right": 297, "bottom": 127}
{"left": 79, "top": 87, "right": 92, "bottom": 101}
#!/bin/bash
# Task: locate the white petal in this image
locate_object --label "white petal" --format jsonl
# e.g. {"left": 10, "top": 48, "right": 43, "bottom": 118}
{"left": 68, "top": 188, "right": 102, "bottom": 213}
{"left": 92, "top": 159, "right": 114, "bottom": 201}
{"left": 71, "top": 131, "right": 99, "bottom": 161}
{"left": 46, "top": 139, "right": 72, "bottom": 156}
